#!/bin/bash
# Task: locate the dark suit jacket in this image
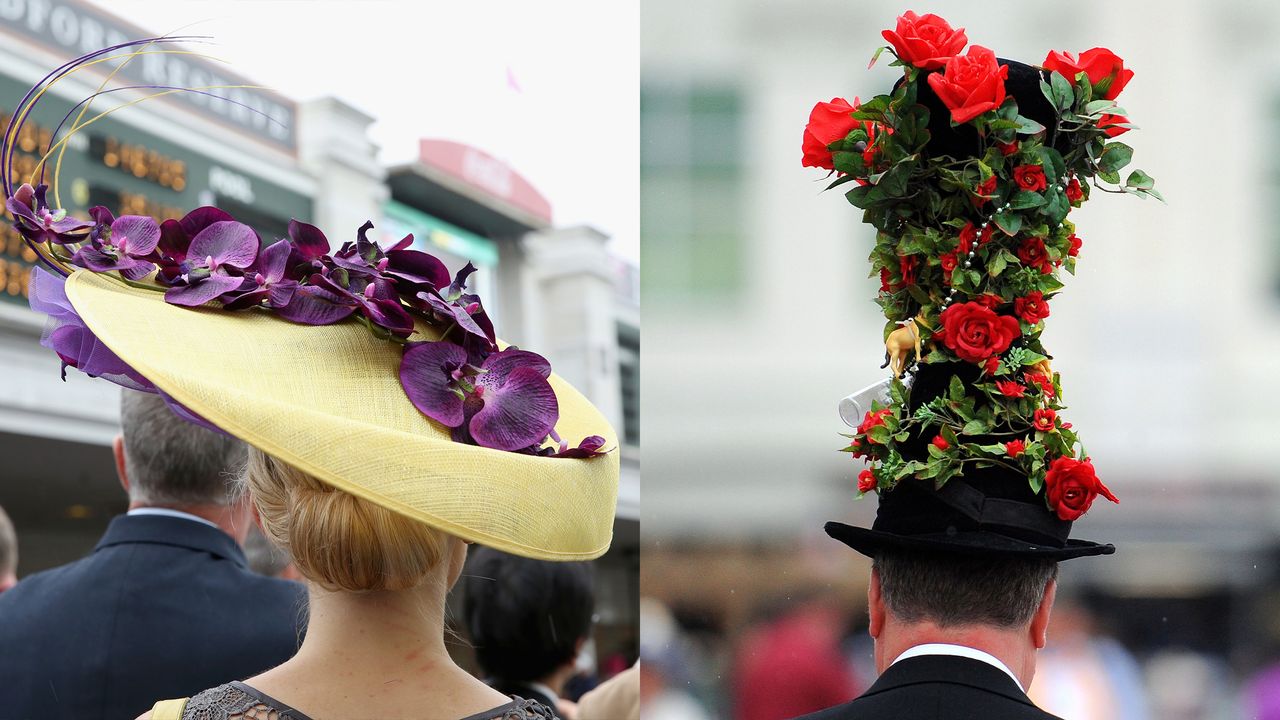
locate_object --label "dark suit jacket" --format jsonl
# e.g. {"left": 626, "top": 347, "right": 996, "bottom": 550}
{"left": 794, "top": 654, "right": 1063, "bottom": 720}
{"left": 0, "top": 514, "right": 307, "bottom": 720}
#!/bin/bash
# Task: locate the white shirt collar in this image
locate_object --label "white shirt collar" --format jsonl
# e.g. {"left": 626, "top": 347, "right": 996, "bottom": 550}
{"left": 127, "top": 507, "right": 219, "bottom": 530}
{"left": 525, "top": 681, "right": 560, "bottom": 707}
{"left": 891, "top": 643, "right": 1023, "bottom": 691}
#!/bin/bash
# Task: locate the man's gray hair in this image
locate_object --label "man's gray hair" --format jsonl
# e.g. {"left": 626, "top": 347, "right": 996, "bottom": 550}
{"left": 120, "top": 391, "right": 246, "bottom": 507}
{"left": 874, "top": 549, "right": 1058, "bottom": 629}
{"left": 0, "top": 504, "right": 16, "bottom": 575}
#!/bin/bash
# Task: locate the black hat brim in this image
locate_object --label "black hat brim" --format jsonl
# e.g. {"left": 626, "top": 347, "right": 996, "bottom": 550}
{"left": 824, "top": 521, "right": 1115, "bottom": 561}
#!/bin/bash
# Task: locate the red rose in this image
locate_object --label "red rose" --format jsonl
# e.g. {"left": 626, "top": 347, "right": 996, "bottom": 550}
{"left": 973, "top": 175, "right": 998, "bottom": 207}
{"left": 931, "top": 435, "right": 950, "bottom": 452}
{"left": 936, "top": 301, "right": 1021, "bottom": 364}
{"left": 1013, "top": 164, "right": 1047, "bottom": 193}
{"left": 882, "top": 11, "right": 968, "bottom": 71}
{"left": 996, "top": 380, "right": 1025, "bottom": 398}
{"left": 1042, "top": 47, "right": 1133, "bottom": 100}
{"left": 975, "top": 293, "right": 1002, "bottom": 309}
{"left": 880, "top": 267, "right": 893, "bottom": 292}
{"left": 997, "top": 140, "right": 1019, "bottom": 156}
{"left": 900, "top": 255, "right": 920, "bottom": 286}
{"left": 1033, "top": 408, "right": 1057, "bottom": 432}
{"left": 858, "top": 407, "right": 892, "bottom": 440}
{"left": 1014, "top": 290, "right": 1051, "bottom": 324}
{"left": 1023, "top": 372, "right": 1055, "bottom": 399}
{"left": 1005, "top": 439, "right": 1026, "bottom": 458}
{"left": 1068, "top": 234, "right": 1082, "bottom": 257}
{"left": 1064, "top": 177, "right": 1084, "bottom": 205}
{"left": 1044, "top": 456, "right": 1118, "bottom": 521}
{"left": 1098, "top": 113, "right": 1130, "bottom": 137}
{"left": 802, "top": 97, "right": 861, "bottom": 170}
{"left": 1017, "top": 237, "right": 1053, "bottom": 274}
{"left": 957, "top": 223, "right": 976, "bottom": 254}
{"left": 926, "top": 45, "right": 1009, "bottom": 124}
{"left": 940, "top": 252, "right": 959, "bottom": 282}
{"left": 858, "top": 468, "right": 878, "bottom": 494}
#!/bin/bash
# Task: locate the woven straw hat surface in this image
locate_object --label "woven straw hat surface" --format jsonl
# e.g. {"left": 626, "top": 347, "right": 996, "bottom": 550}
{"left": 64, "top": 270, "right": 620, "bottom": 560}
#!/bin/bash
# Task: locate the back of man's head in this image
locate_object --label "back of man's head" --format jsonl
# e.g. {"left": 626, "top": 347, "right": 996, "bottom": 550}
{"left": 874, "top": 549, "right": 1058, "bottom": 629}
{"left": 0, "top": 504, "right": 17, "bottom": 591}
{"left": 463, "top": 546, "right": 595, "bottom": 685}
{"left": 120, "top": 391, "right": 246, "bottom": 507}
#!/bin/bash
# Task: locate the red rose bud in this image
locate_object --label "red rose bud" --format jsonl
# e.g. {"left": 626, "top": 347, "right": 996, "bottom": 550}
{"left": 1033, "top": 408, "right": 1057, "bottom": 432}
{"left": 1013, "top": 164, "right": 1048, "bottom": 193}
{"left": 1044, "top": 456, "right": 1118, "bottom": 521}
{"left": 958, "top": 223, "right": 976, "bottom": 254}
{"left": 881, "top": 11, "right": 968, "bottom": 70}
{"left": 926, "top": 45, "right": 1009, "bottom": 124}
{"left": 1024, "top": 372, "right": 1055, "bottom": 399}
{"left": 1042, "top": 47, "right": 1133, "bottom": 100}
{"left": 931, "top": 435, "right": 950, "bottom": 452}
{"left": 880, "top": 267, "right": 893, "bottom": 292}
{"left": 997, "top": 140, "right": 1020, "bottom": 156}
{"left": 801, "top": 97, "right": 860, "bottom": 170}
{"left": 1098, "top": 113, "right": 1130, "bottom": 137}
{"left": 1068, "top": 234, "right": 1083, "bottom": 257}
{"left": 996, "top": 380, "right": 1026, "bottom": 398}
{"left": 984, "top": 357, "right": 1000, "bottom": 376}
{"left": 974, "top": 175, "right": 998, "bottom": 206}
{"left": 937, "top": 301, "right": 1021, "bottom": 364}
{"left": 1017, "top": 237, "right": 1054, "bottom": 274}
{"left": 940, "top": 252, "right": 958, "bottom": 282}
{"left": 1065, "top": 177, "right": 1084, "bottom": 205}
{"left": 858, "top": 468, "right": 878, "bottom": 494}
{"left": 1005, "top": 439, "right": 1026, "bottom": 458}
{"left": 899, "top": 255, "right": 920, "bottom": 286}
{"left": 858, "top": 407, "right": 892, "bottom": 440}
{"left": 1014, "top": 290, "right": 1051, "bottom": 324}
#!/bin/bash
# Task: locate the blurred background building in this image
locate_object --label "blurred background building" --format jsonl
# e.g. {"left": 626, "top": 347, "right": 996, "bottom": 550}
{"left": 0, "top": 0, "right": 638, "bottom": 679}
{"left": 642, "top": 1, "right": 1280, "bottom": 718}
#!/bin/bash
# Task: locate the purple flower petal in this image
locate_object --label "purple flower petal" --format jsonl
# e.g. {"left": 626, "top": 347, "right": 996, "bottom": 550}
{"left": 386, "top": 249, "right": 450, "bottom": 290}
{"left": 480, "top": 348, "right": 552, "bottom": 383}
{"left": 253, "top": 239, "right": 292, "bottom": 283}
{"left": 13, "top": 183, "right": 34, "bottom": 209}
{"left": 164, "top": 272, "right": 244, "bottom": 306}
{"left": 287, "top": 219, "right": 330, "bottom": 260}
{"left": 178, "top": 206, "right": 235, "bottom": 238}
{"left": 274, "top": 284, "right": 356, "bottom": 325}
{"left": 422, "top": 293, "right": 492, "bottom": 344}
{"left": 546, "top": 435, "right": 609, "bottom": 458}
{"left": 71, "top": 245, "right": 125, "bottom": 272}
{"left": 110, "top": 215, "right": 161, "bottom": 255}
{"left": 468, "top": 366, "right": 558, "bottom": 451}
{"left": 5, "top": 196, "right": 37, "bottom": 224}
{"left": 400, "top": 341, "right": 469, "bottom": 427}
{"left": 189, "top": 221, "right": 259, "bottom": 269}
{"left": 158, "top": 218, "right": 190, "bottom": 263}
{"left": 88, "top": 205, "right": 115, "bottom": 227}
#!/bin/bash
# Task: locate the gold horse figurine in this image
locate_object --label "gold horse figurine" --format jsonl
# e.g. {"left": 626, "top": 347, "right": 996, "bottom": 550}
{"left": 881, "top": 316, "right": 923, "bottom": 378}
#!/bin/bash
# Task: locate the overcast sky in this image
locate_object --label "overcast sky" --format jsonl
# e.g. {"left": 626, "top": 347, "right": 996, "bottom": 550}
{"left": 100, "top": 0, "right": 640, "bottom": 262}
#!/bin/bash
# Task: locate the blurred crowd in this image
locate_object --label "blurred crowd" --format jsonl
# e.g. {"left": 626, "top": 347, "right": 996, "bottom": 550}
{"left": 639, "top": 593, "right": 1280, "bottom": 720}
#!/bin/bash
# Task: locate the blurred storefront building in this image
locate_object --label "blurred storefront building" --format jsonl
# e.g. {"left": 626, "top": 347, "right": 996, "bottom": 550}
{"left": 0, "top": 0, "right": 639, "bottom": 665}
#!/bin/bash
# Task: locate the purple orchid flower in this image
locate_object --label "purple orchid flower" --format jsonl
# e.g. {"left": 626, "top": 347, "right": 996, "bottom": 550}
{"left": 221, "top": 239, "right": 299, "bottom": 311}
{"left": 163, "top": 220, "right": 260, "bottom": 307}
{"left": 329, "top": 221, "right": 451, "bottom": 292}
{"left": 284, "top": 219, "right": 331, "bottom": 279}
{"left": 310, "top": 272, "right": 414, "bottom": 336}
{"left": 536, "top": 434, "right": 609, "bottom": 458}
{"left": 7, "top": 183, "right": 90, "bottom": 245}
{"left": 155, "top": 206, "right": 237, "bottom": 285}
{"left": 400, "top": 343, "right": 559, "bottom": 452}
{"left": 415, "top": 262, "right": 496, "bottom": 346}
{"left": 70, "top": 208, "right": 160, "bottom": 281}
{"left": 28, "top": 266, "right": 154, "bottom": 390}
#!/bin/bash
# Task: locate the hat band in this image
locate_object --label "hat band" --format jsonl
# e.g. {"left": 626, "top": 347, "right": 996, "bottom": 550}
{"left": 932, "top": 479, "right": 1071, "bottom": 546}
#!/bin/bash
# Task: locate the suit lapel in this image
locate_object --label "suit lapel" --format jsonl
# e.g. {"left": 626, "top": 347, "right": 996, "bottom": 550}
{"left": 860, "top": 654, "right": 1037, "bottom": 708}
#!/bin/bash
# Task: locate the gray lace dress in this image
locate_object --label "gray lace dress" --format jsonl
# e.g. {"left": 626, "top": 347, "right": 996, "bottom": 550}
{"left": 180, "top": 681, "right": 557, "bottom": 720}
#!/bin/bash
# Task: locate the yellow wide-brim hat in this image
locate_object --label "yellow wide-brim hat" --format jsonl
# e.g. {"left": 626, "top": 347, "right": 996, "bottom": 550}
{"left": 63, "top": 269, "right": 619, "bottom": 561}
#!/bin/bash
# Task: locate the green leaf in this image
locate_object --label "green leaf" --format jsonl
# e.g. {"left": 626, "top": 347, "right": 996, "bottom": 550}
{"left": 1009, "top": 191, "right": 1046, "bottom": 210}
{"left": 1042, "top": 187, "right": 1069, "bottom": 224}
{"left": 1097, "top": 142, "right": 1134, "bottom": 174}
{"left": 866, "top": 425, "right": 890, "bottom": 444}
{"left": 1081, "top": 99, "right": 1117, "bottom": 117}
{"left": 978, "top": 443, "right": 1008, "bottom": 455}
{"left": 1015, "top": 115, "right": 1046, "bottom": 135}
{"left": 961, "top": 419, "right": 989, "bottom": 435}
{"left": 868, "top": 45, "right": 888, "bottom": 69}
{"left": 988, "top": 253, "right": 1008, "bottom": 277}
{"left": 1125, "top": 169, "right": 1155, "bottom": 190}
{"left": 850, "top": 95, "right": 890, "bottom": 122}
{"left": 1050, "top": 71, "right": 1074, "bottom": 111}
{"left": 846, "top": 184, "right": 885, "bottom": 209}
{"left": 877, "top": 161, "right": 913, "bottom": 197}
{"left": 1037, "top": 147, "right": 1066, "bottom": 182}
{"left": 992, "top": 211, "right": 1022, "bottom": 236}
{"left": 949, "top": 375, "right": 965, "bottom": 403}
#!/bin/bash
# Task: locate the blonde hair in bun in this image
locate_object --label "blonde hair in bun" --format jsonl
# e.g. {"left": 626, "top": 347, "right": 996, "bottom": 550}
{"left": 244, "top": 447, "right": 448, "bottom": 593}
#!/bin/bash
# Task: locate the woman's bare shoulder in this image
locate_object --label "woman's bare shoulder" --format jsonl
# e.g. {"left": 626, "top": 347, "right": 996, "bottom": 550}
{"left": 134, "top": 712, "right": 152, "bottom": 720}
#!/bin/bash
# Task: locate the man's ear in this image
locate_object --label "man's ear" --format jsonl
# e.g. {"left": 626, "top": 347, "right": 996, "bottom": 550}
{"left": 112, "top": 435, "right": 129, "bottom": 496}
{"left": 1030, "top": 577, "right": 1057, "bottom": 650}
{"left": 868, "top": 566, "right": 886, "bottom": 639}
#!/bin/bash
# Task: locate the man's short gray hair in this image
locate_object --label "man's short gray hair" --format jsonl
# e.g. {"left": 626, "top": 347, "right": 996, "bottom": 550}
{"left": 120, "top": 391, "right": 246, "bottom": 507}
{"left": 0, "top": 504, "right": 16, "bottom": 575}
{"left": 874, "top": 549, "right": 1058, "bottom": 629}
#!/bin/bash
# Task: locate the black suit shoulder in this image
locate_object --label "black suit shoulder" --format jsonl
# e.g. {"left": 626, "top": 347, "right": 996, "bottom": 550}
{"left": 794, "top": 655, "right": 1062, "bottom": 720}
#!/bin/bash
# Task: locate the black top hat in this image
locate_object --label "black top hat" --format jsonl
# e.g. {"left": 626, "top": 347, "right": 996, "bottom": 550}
{"left": 827, "top": 59, "right": 1115, "bottom": 560}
